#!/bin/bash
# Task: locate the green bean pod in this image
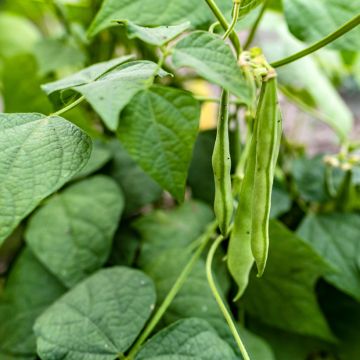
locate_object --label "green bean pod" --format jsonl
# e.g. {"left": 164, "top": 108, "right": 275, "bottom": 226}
{"left": 227, "top": 124, "right": 258, "bottom": 300}
{"left": 212, "top": 90, "right": 233, "bottom": 236}
{"left": 251, "top": 74, "right": 280, "bottom": 277}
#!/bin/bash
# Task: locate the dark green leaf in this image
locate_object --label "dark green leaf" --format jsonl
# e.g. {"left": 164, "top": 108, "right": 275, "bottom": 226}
{"left": 243, "top": 220, "right": 335, "bottom": 341}
{"left": 109, "top": 140, "right": 162, "bottom": 214}
{"left": 0, "top": 249, "right": 65, "bottom": 357}
{"left": 26, "top": 176, "right": 124, "bottom": 287}
{"left": 34, "top": 267, "right": 156, "bottom": 360}
{"left": 172, "top": 31, "right": 250, "bottom": 102}
{"left": 118, "top": 86, "right": 200, "bottom": 201}
{"left": 135, "top": 318, "right": 237, "bottom": 359}
{"left": 133, "top": 200, "right": 213, "bottom": 265}
{"left": 298, "top": 213, "right": 360, "bottom": 301}
{"left": 0, "top": 113, "right": 92, "bottom": 245}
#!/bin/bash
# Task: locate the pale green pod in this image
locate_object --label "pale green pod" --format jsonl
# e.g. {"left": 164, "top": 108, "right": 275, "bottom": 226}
{"left": 251, "top": 75, "right": 280, "bottom": 277}
{"left": 212, "top": 90, "right": 233, "bottom": 236}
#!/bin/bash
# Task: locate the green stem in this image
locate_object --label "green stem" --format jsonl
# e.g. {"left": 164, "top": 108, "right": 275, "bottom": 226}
{"left": 51, "top": 96, "right": 85, "bottom": 117}
{"left": 206, "top": 234, "right": 251, "bottom": 360}
{"left": 223, "top": 1, "right": 241, "bottom": 40}
{"left": 244, "top": 0, "right": 268, "bottom": 49}
{"left": 204, "top": 0, "right": 242, "bottom": 56}
{"left": 125, "top": 221, "right": 218, "bottom": 360}
{"left": 271, "top": 13, "right": 360, "bottom": 68}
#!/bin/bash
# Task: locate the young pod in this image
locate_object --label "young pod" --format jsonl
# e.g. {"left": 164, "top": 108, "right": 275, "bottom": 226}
{"left": 212, "top": 90, "right": 233, "bottom": 236}
{"left": 251, "top": 73, "right": 281, "bottom": 277}
{"left": 227, "top": 126, "right": 258, "bottom": 300}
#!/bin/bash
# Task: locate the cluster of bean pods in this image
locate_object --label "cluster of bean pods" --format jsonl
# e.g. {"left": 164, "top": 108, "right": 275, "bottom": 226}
{"left": 212, "top": 61, "right": 282, "bottom": 299}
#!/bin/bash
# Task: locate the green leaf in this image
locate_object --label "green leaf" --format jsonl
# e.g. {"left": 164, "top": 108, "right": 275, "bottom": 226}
{"left": 2, "top": 54, "right": 52, "bottom": 114}
{"left": 33, "top": 38, "right": 86, "bottom": 75}
{"left": 25, "top": 176, "right": 124, "bottom": 287}
{"left": 73, "top": 140, "right": 112, "bottom": 180}
{"left": 243, "top": 220, "right": 335, "bottom": 341}
{"left": 172, "top": 31, "right": 250, "bottom": 102}
{"left": 34, "top": 267, "right": 156, "bottom": 360}
{"left": 0, "top": 113, "right": 92, "bottom": 246}
{"left": 298, "top": 213, "right": 360, "bottom": 301}
{"left": 118, "top": 20, "right": 191, "bottom": 46}
{"left": 238, "top": 0, "right": 265, "bottom": 18}
{"left": 135, "top": 318, "right": 237, "bottom": 359}
{"left": 284, "top": 0, "right": 360, "bottom": 51}
{"left": 133, "top": 200, "right": 213, "bottom": 266}
{"left": 43, "top": 58, "right": 169, "bottom": 131}
{"left": 117, "top": 86, "right": 200, "bottom": 201}
{"left": 260, "top": 13, "right": 353, "bottom": 139}
{"left": 0, "top": 248, "right": 65, "bottom": 357}
{"left": 41, "top": 55, "right": 134, "bottom": 105}
{"left": 0, "top": 13, "right": 40, "bottom": 58}
{"left": 88, "top": 0, "right": 217, "bottom": 37}
{"left": 109, "top": 140, "right": 162, "bottom": 214}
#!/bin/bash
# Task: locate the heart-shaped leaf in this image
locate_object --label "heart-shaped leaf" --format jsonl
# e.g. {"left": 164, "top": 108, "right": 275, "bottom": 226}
{"left": 117, "top": 86, "right": 200, "bottom": 201}
{"left": 26, "top": 176, "right": 124, "bottom": 287}
{"left": 34, "top": 267, "right": 156, "bottom": 360}
{"left": 0, "top": 113, "right": 91, "bottom": 246}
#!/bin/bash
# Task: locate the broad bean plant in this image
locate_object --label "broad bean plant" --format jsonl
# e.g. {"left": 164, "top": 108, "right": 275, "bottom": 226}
{"left": 0, "top": 0, "right": 360, "bottom": 359}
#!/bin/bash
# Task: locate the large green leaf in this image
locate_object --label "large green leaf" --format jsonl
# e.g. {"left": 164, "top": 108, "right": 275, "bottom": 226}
{"left": 135, "top": 318, "right": 237, "bottom": 359}
{"left": 34, "top": 267, "right": 156, "bottom": 360}
{"left": 260, "top": 13, "right": 353, "bottom": 139}
{"left": 238, "top": 0, "right": 265, "bottom": 17}
{"left": 88, "top": 0, "right": 216, "bottom": 36}
{"left": 109, "top": 140, "right": 162, "bottom": 214}
{"left": 117, "top": 86, "right": 200, "bottom": 201}
{"left": 118, "top": 20, "right": 191, "bottom": 46}
{"left": 172, "top": 31, "right": 250, "bottom": 102}
{"left": 298, "top": 213, "right": 360, "bottom": 301}
{"left": 41, "top": 56, "right": 133, "bottom": 101}
{"left": 26, "top": 176, "right": 124, "bottom": 287}
{"left": 43, "top": 59, "right": 167, "bottom": 131}
{"left": 0, "top": 113, "right": 91, "bottom": 246}
{"left": 284, "top": 0, "right": 360, "bottom": 51}
{"left": 243, "top": 220, "right": 335, "bottom": 341}
{"left": 0, "top": 249, "right": 65, "bottom": 357}
{"left": 134, "top": 202, "right": 274, "bottom": 359}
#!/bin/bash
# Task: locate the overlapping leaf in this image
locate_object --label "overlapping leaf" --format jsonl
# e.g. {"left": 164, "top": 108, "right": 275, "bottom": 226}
{"left": 42, "top": 58, "right": 168, "bottom": 130}
{"left": 135, "top": 318, "right": 237, "bottom": 359}
{"left": 34, "top": 267, "right": 156, "bottom": 360}
{"left": 0, "top": 113, "right": 91, "bottom": 246}
{"left": 26, "top": 176, "right": 124, "bottom": 287}
{"left": 298, "top": 213, "right": 360, "bottom": 301}
{"left": 118, "top": 86, "right": 200, "bottom": 201}
{"left": 284, "top": 0, "right": 360, "bottom": 51}
{"left": 109, "top": 141, "right": 162, "bottom": 214}
{"left": 243, "top": 220, "right": 335, "bottom": 341}
{"left": 0, "top": 249, "right": 65, "bottom": 357}
{"left": 172, "top": 31, "right": 250, "bottom": 102}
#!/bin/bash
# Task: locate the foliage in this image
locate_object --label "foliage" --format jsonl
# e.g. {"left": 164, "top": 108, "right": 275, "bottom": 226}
{"left": 0, "top": 0, "right": 359, "bottom": 359}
